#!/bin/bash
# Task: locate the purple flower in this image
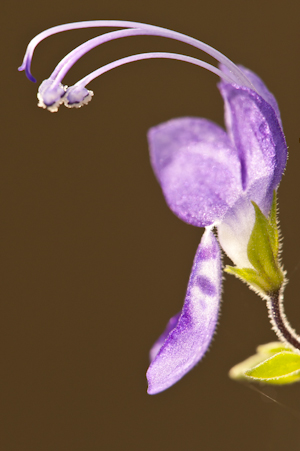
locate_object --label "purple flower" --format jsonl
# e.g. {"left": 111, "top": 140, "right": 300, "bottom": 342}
{"left": 19, "top": 21, "right": 288, "bottom": 394}
{"left": 147, "top": 68, "right": 287, "bottom": 393}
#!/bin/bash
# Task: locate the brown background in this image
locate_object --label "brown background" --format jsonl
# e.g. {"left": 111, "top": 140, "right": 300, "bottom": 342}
{"left": 2, "top": 0, "right": 300, "bottom": 449}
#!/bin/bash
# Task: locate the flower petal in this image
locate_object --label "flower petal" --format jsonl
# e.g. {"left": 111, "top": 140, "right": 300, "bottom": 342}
{"left": 237, "top": 66, "right": 283, "bottom": 129}
{"left": 146, "top": 228, "right": 221, "bottom": 394}
{"left": 217, "top": 195, "right": 256, "bottom": 268}
{"left": 148, "top": 118, "right": 242, "bottom": 227}
{"left": 218, "top": 79, "right": 287, "bottom": 214}
{"left": 220, "top": 64, "right": 283, "bottom": 128}
{"left": 149, "top": 312, "right": 181, "bottom": 362}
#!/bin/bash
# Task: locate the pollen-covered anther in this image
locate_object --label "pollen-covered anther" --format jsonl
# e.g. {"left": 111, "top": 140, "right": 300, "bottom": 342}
{"left": 64, "top": 86, "right": 94, "bottom": 109}
{"left": 37, "top": 79, "right": 67, "bottom": 113}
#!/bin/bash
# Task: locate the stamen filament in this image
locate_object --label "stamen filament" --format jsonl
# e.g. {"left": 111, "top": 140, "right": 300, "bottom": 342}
{"left": 19, "top": 20, "right": 254, "bottom": 89}
{"left": 70, "top": 51, "right": 236, "bottom": 90}
{"left": 51, "top": 28, "right": 160, "bottom": 82}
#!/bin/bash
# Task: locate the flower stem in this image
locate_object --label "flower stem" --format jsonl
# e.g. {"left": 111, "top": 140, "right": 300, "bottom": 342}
{"left": 266, "top": 289, "right": 300, "bottom": 350}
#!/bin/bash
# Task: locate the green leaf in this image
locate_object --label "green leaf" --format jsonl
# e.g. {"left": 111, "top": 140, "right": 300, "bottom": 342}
{"left": 229, "top": 354, "right": 273, "bottom": 381}
{"left": 229, "top": 342, "right": 295, "bottom": 383}
{"left": 256, "top": 341, "right": 292, "bottom": 355}
{"left": 245, "top": 351, "right": 300, "bottom": 385}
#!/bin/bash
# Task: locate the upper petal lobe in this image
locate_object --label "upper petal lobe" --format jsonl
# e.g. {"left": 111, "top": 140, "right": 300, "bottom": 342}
{"left": 148, "top": 117, "right": 242, "bottom": 227}
{"left": 218, "top": 78, "right": 287, "bottom": 214}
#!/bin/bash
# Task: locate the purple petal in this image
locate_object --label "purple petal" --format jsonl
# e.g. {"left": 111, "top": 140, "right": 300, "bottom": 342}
{"left": 220, "top": 64, "right": 283, "bottom": 128}
{"left": 148, "top": 117, "right": 242, "bottom": 227}
{"left": 218, "top": 79, "right": 287, "bottom": 214}
{"left": 146, "top": 228, "right": 221, "bottom": 394}
{"left": 149, "top": 312, "right": 181, "bottom": 362}
{"left": 238, "top": 66, "right": 283, "bottom": 129}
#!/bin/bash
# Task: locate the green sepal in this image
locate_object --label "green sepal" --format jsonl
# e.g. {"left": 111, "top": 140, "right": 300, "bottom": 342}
{"left": 225, "top": 266, "right": 272, "bottom": 294}
{"left": 248, "top": 199, "right": 278, "bottom": 269}
{"left": 269, "top": 191, "right": 279, "bottom": 257}
{"left": 245, "top": 351, "right": 300, "bottom": 385}
{"left": 226, "top": 192, "right": 284, "bottom": 295}
{"left": 247, "top": 199, "right": 283, "bottom": 291}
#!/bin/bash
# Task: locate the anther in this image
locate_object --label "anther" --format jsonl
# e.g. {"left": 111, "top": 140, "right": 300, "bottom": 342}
{"left": 37, "top": 79, "right": 67, "bottom": 112}
{"left": 64, "top": 86, "right": 94, "bottom": 108}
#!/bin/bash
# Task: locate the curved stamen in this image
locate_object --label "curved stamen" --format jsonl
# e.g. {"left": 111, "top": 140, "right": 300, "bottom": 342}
{"left": 19, "top": 20, "right": 254, "bottom": 89}
{"left": 74, "top": 51, "right": 235, "bottom": 87}
{"left": 51, "top": 28, "right": 156, "bottom": 82}
{"left": 61, "top": 52, "right": 236, "bottom": 110}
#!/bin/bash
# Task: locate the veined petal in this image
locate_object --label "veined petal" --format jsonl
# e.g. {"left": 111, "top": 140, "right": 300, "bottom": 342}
{"left": 148, "top": 118, "right": 242, "bottom": 227}
{"left": 146, "top": 228, "right": 221, "bottom": 394}
{"left": 218, "top": 79, "right": 287, "bottom": 214}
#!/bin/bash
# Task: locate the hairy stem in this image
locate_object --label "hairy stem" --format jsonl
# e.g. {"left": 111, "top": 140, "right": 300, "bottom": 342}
{"left": 266, "top": 289, "right": 300, "bottom": 350}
